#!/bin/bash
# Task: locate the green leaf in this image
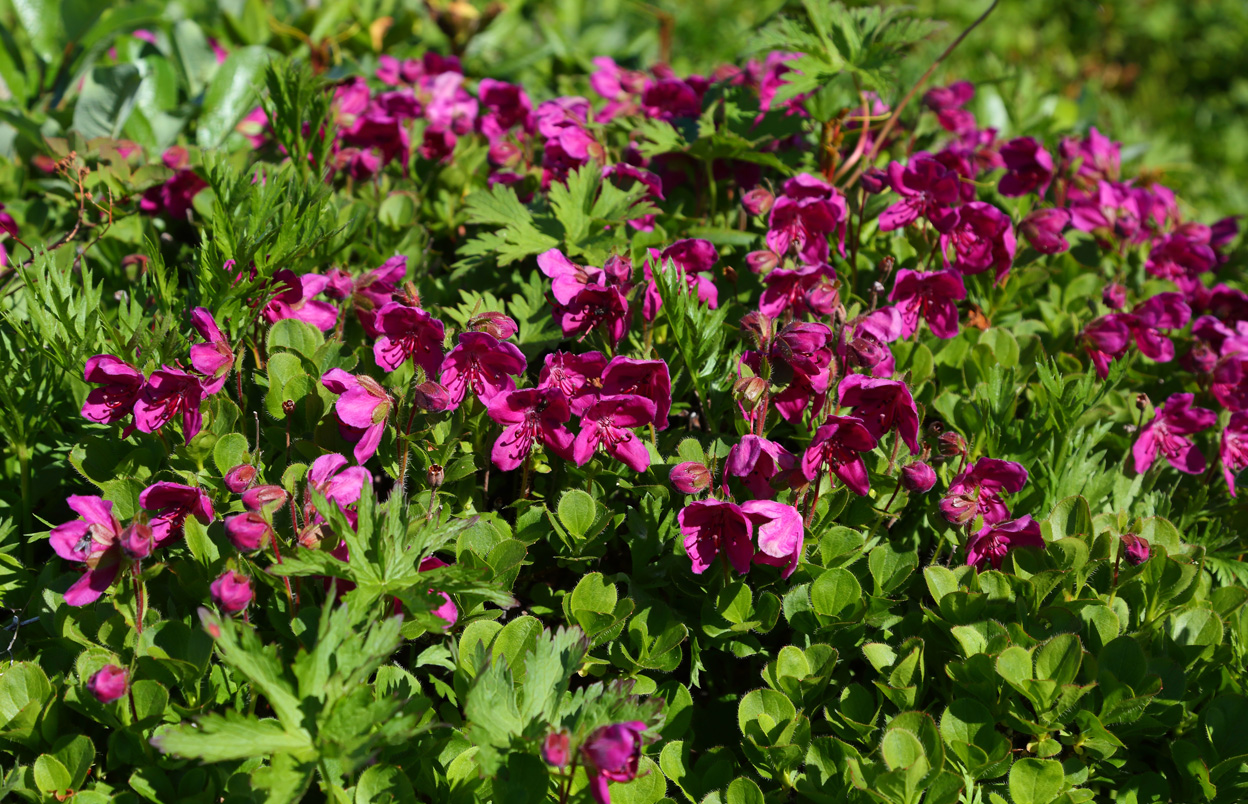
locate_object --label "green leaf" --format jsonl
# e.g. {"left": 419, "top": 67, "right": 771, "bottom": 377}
{"left": 213, "top": 432, "right": 250, "bottom": 476}
{"left": 1034, "top": 634, "right": 1081, "bottom": 686}
{"left": 881, "top": 728, "right": 926, "bottom": 771}
{"left": 33, "top": 754, "right": 71, "bottom": 794}
{"left": 153, "top": 711, "right": 314, "bottom": 762}
{"left": 557, "top": 489, "right": 597, "bottom": 538}
{"left": 12, "top": 0, "right": 61, "bottom": 62}
{"left": 1009, "top": 758, "right": 1065, "bottom": 804}
{"left": 810, "top": 568, "right": 861, "bottom": 619}
{"left": 51, "top": 734, "right": 95, "bottom": 790}
{"left": 72, "top": 64, "right": 143, "bottom": 139}
{"left": 131, "top": 680, "right": 169, "bottom": 723}
{"left": 198, "top": 46, "right": 270, "bottom": 148}
{"left": 354, "top": 764, "right": 418, "bottom": 804}
{"left": 267, "top": 318, "right": 325, "bottom": 359}
{"left": 725, "top": 777, "right": 765, "bottom": 804}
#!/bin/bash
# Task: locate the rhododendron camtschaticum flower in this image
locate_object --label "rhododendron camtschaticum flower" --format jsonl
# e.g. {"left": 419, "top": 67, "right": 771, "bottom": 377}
{"left": 188, "top": 308, "right": 233, "bottom": 393}
{"left": 321, "top": 369, "right": 393, "bottom": 464}
{"left": 486, "top": 387, "right": 575, "bottom": 470}
{"left": 140, "top": 482, "right": 215, "bottom": 547}
{"left": 837, "top": 374, "right": 920, "bottom": 454}
{"left": 888, "top": 269, "right": 967, "bottom": 340}
{"left": 940, "top": 458, "right": 1028, "bottom": 529}
{"left": 87, "top": 665, "right": 129, "bottom": 703}
{"left": 573, "top": 394, "right": 656, "bottom": 472}
{"left": 801, "top": 416, "right": 879, "bottom": 495}
{"left": 439, "top": 331, "right": 526, "bottom": 409}
{"left": 1221, "top": 412, "right": 1248, "bottom": 496}
{"left": 373, "top": 301, "right": 446, "bottom": 376}
{"left": 51, "top": 496, "right": 124, "bottom": 605}
{"left": 1134, "top": 393, "right": 1217, "bottom": 475}
{"left": 965, "top": 515, "right": 1044, "bottom": 570}
{"left": 581, "top": 722, "right": 647, "bottom": 804}
{"left": 81, "top": 355, "right": 144, "bottom": 426}
{"left": 133, "top": 367, "right": 206, "bottom": 442}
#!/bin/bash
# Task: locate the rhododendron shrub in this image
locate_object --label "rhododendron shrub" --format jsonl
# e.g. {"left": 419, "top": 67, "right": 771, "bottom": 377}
{"left": 0, "top": 2, "right": 1246, "bottom": 803}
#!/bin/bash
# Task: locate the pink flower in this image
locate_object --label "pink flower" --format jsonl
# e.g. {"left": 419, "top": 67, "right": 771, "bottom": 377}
{"left": 801, "top": 416, "right": 878, "bottom": 495}
{"left": 572, "top": 394, "right": 656, "bottom": 472}
{"left": 119, "top": 520, "right": 154, "bottom": 560}
{"left": 242, "top": 485, "right": 288, "bottom": 512}
{"left": 538, "top": 351, "right": 608, "bottom": 408}
{"left": 543, "top": 731, "right": 571, "bottom": 768}
{"left": 50, "top": 496, "right": 124, "bottom": 606}
{"left": 486, "top": 387, "right": 575, "bottom": 470}
{"left": 997, "top": 137, "right": 1054, "bottom": 197}
{"left": 1019, "top": 208, "right": 1071, "bottom": 254}
{"left": 189, "top": 308, "right": 233, "bottom": 394}
{"left": 1102, "top": 283, "right": 1127, "bottom": 310}
{"left": 888, "top": 269, "right": 967, "bottom": 339}
{"left": 139, "top": 148, "right": 208, "bottom": 219}
{"left": 1121, "top": 534, "right": 1151, "bottom": 565}
{"left": 877, "top": 156, "right": 961, "bottom": 232}
{"left": 940, "top": 458, "right": 1028, "bottom": 528}
{"left": 139, "top": 482, "right": 215, "bottom": 547}
{"left": 901, "top": 461, "right": 938, "bottom": 493}
{"left": 321, "top": 369, "right": 392, "bottom": 464}
{"left": 679, "top": 499, "right": 754, "bottom": 575}
{"left": 1145, "top": 229, "right": 1217, "bottom": 286}
{"left": 87, "top": 665, "right": 129, "bottom": 703}
{"left": 225, "top": 512, "right": 272, "bottom": 552}
{"left": 439, "top": 331, "right": 526, "bottom": 409}
{"left": 332, "top": 255, "right": 408, "bottom": 337}
{"left": 923, "top": 81, "right": 976, "bottom": 133}
{"left": 1134, "top": 393, "right": 1216, "bottom": 475}
{"left": 1221, "top": 412, "right": 1248, "bottom": 496}
{"left": 210, "top": 571, "right": 253, "bottom": 614}
{"left": 581, "top": 722, "right": 647, "bottom": 804}
{"left": 601, "top": 357, "right": 672, "bottom": 430}
{"left": 1060, "top": 126, "right": 1120, "bottom": 184}
{"left": 417, "top": 556, "right": 459, "bottom": 627}
{"left": 1082, "top": 293, "right": 1190, "bottom": 378}
{"left": 759, "top": 263, "right": 839, "bottom": 319}
{"left": 554, "top": 284, "right": 632, "bottom": 345}
{"left": 373, "top": 301, "right": 446, "bottom": 377}
{"left": 742, "top": 187, "right": 774, "bottom": 216}
{"left": 133, "top": 367, "right": 206, "bottom": 442}
{"left": 81, "top": 355, "right": 144, "bottom": 426}
{"left": 839, "top": 308, "right": 904, "bottom": 379}
{"left": 304, "top": 453, "right": 371, "bottom": 520}
{"left": 965, "top": 515, "right": 1044, "bottom": 570}
{"left": 744, "top": 500, "right": 804, "bottom": 578}
{"left": 938, "top": 202, "right": 1015, "bottom": 282}
{"left": 262, "top": 270, "right": 339, "bottom": 332}
{"left": 223, "top": 465, "right": 256, "bottom": 493}
{"left": 837, "top": 374, "right": 920, "bottom": 454}
{"left": 724, "top": 435, "right": 797, "bottom": 500}
{"left": 670, "top": 461, "right": 712, "bottom": 494}
{"left": 766, "top": 174, "right": 849, "bottom": 263}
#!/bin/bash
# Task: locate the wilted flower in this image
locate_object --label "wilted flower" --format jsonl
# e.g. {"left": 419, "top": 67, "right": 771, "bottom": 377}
{"left": 581, "top": 722, "right": 647, "bottom": 804}
{"left": 87, "top": 665, "right": 129, "bottom": 703}
{"left": 1120, "top": 534, "right": 1150, "bottom": 565}
{"left": 965, "top": 515, "right": 1044, "bottom": 569}
{"left": 1133, "top": 393, "right": 1216, "bottom": 475}
{"left": 670, "top": 461, "right": 712, "bottom": 494}
{"left": 901, "top": 462, "right": 938, "bottom": 493}
{"left": 801, "top": 416, "right": 878, "bottom": 495}
{"left": 50, "top": 496, "right": 124, "bottom": 606}
{"left": 210, "top": 571, "right": 253, "bottom": 614}
{"left": 937, "top": 431, "right": 967, "bottom": 457}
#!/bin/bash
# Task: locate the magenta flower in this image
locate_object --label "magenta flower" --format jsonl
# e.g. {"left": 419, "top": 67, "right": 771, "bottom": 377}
{"left": 242, "top": 485, "right": 288, "bottom": 512}
{"left": 766, "top": 174, "right": 849, "bottom": 263}
{"left": 373, "top": 301, "right": 446, "bottom": 377}
{"left": 573, "top": 394, "right": 656, "bottom": 473}
{"left": 477, "top": 78, "right": 533, "bottom": 141}
{"left": 878, "top": 156, "right": 962, "bottom": 232}
{"left": 439, "top": 331, "right": 526, "bottom": 409}
{"left": 742, "top": 187, "right": 775, "bottom": 216}
{"left": 1102, "top": 283, "right": 1127, "bottom": 310}
{"left": 119, "top": 520, "right": 154, "bottom": 561}
{"left": 1221, "top": 412, "right": 1248, "bottom": 496}
{"left": 965, "top": 515, "right": 1044, "bottom": 570}
{"left": 724, "top": 435, "right": 798, "bottom": 500}
{"left": 262, "top": 270, "right": 339, "bottom": 332}
{"left": 997, "top": 137, "right": 1054, "bottom": 197}
{"left": 1060, "top": 126, "right": 1120, "bottom": 184}
{"left": 759, "top": 263, "right": 839, "bottom": 319}
{"left": 602, "top": 163, "right": 664, "bottom": 231}
{"left": 486, "top": 387, "right": 575, "bottom": 471}
{"left": 1081, "top": 292, "right": 1191, "bottom": 378}
{"left": 538, "top": 351, "right": 608, "bottom": 410}
{"left": 417, "top": 556, "right": 459, "bottom": 627}
{"left": 801, "top": 416, "right": 878, "bottom": 495}
{"left": 133, "top": 367, "right": 206, "bottom": 443}
{"left": 321, "top": 369, "right": 392, "bottom": 464}
{"left": 332, "top": 255, "right": 408, "bottom": 337}
{"left": 543, "top": 732, "right": 571, "bottom": 769}
{"left": 901, "top": 462, "right": 938, "bottom": 493}
{"left": 837, "top": 374, "right": 921, "bottom": 454}
{"left": 87, "top": 665, "right": 129, "bottom": 703}
{"left": 840, "top": 308, "right": 904, "bottom": 379}
{"left": 81, "top": 355, "right": 144, "bottom": 426}
{"left": 1145, "top": 229, "right": 1218, "bottom": 286}
{"left": 539, "top": 249, "right": 613, "bottom": 306}
{"left": 601, "top": 357, "right": 672, "bottom": 430}
{"left": 923, "top": 80, "right": 976, "bottom": 133}
{"left": 581, "top": 722, "right": 647, "bottom": 804}
{"left": 50, "top": 496, "right": 124, "bottom": 606}
{"left": 1134, "top": 393, "right": 1216, "bottom": 475}
{"left": 539, "top": 250, "right": 633, "bottom": 343}
{"left": 1121, "top": 534, "right": 1151, "bottom": 565}
{"left": 139, "top": 148, "right": 208, "bottom": 219}
{"left": 189, "top": 308, "right": 233, "bottom": 394}
{"left": 1019, "top": 208, "right": 1071, "bottom": 254}
{"left": 888, "top": 269, "right": 966, "bottom": 339}
{"left": 940, "top": 458, "right": 1028, "bottom": 528}
{"left": 302, "top": 453, "right": 371, "bottom": 529}
{"left": 670, "top": 461, "right": 712, "bottom": 494}
{"left": 225, "top": 512, "right": 272, "bottom": 552}
{"left": 210, "top": 571, "right": 253, "bottom": 614}
{"left": 768, "top": 321, "right": 834, "bottom": 383}
{"left": 223, "top": 465, "right": 256, "bottom": 493}
{"left": 678, "top": 499, "right": 754, "bottom": 575}
{"left": 139, "top": 482, "right": 215, "bottom": 547}
{"left": 554, "top": 284, "right": 632, "bottom": 346}
{"left": 939, "top": 202, "right": 1016, "bottom": 281}
{"left": 744, "top": 500, "right": 804, "bottom": 578}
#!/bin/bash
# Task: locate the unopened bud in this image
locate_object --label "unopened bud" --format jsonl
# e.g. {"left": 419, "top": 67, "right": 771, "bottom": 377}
{"left": 848, "top": 337, "right": 888, "bottom": 370}
{"left": 225, "top": 512, "right": 273, "bottom": 551}
{"left": 210, "top": 571, "right": 254, "bottom": 614}
{"left": 740, "top": 311, "right": 773, "bottom": 349}
{"left": 860, "top": 167, "right": 888, "bottom": 194}
{"left": 1121, "top": 534, "right": 1150, "bottom": 565}
{"left": 120, "top": 519, "right": 155, "bottom": 560}
{"left": 742, "top": 187, "right": 774, "bottom": 216}
{"left": 242, "top": 485, "right": 288, "bottom": 512}
{"left": 670, "top": 461, "right": 712, "bottom": 494}
{"left": 543, "top": 731, "right": 571, "bottom": 769}
{"left": 282, "top": 399, "right": 296, "bottom": 416}
{"left": 937, "top": 431, "right": 966, "bottom": 458}
{"left": 900, "top": 462, "right": 938, "bottom": 493}
{"left": 734, "top": 376, "right": 768, "bottom": 409}
{"left": 413, "top": 381, "right": 452, "bottom": 412}
{"left": 1135, "top": 393, "right": 1150, "bottom": 411}
{"left": 1102, "top": 283, "right": 1127, "bottom": 310}
{"left": 469, "top": 311, "right": 519, "bottom": 340}
{"left": 224, "top": 464, "right": 257, "bottom": 493}
{"left": 746, "top": 250, "right": 780, "bottom": 274}
{"left": 87, "top": 665, "right": 129, "bottom": 703}
{"left": 427, "top": 464, "right": 445, "bottom": 489}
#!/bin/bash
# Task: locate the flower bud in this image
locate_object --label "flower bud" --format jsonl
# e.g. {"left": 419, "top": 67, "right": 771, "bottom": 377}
{"left": 543, "top": 731, "right": 571, "bottom": 769}
{"left": 242, "top": 485, "right": 288, "bottom": 512}
{"left": 1121, "top": 534, "right": 1150, "bottom": 565}
{"left": 740, "top": 311, "right": 773, "bottom": 349}
{"left": 1102, "top": 283, "right": 1127, "bottom": 310}
{"left": 120, "top": 519, "right": 155, "bottom": 560}
{"left": 413, "top": 381, "right": 452, "bottom": 412}
{"left": 741, "top": 187, "right": 774, "bottom": 216}
{"left": 746, "top": 250, "right": 780, "bottom": 274}
{"left": 282, "top": 399, "right": 296, "bottom": 416}
{"left": 224, "top": 464, "right": 257, "bottom": 493}
{"left": 901, "top": 462, "right": 938, "bottom": 493}
{"left": 469, "top": 311, "right": 519, "bottom": 340}
{"left": 860, "top": 167, "right": 888, "bottom": 194}
{"left": 87, "top": 664, "right": 129, "bottom": 703}
{"left": 1135, "top": 393, "right": 1150, "bottom": 412}
{"left": 670, "top": 461, "right": 712, "bottom": 494}
{"left": 427, "top": 463, "right": 445, "bottom": 489}
{"left": 847, "top": 337, "right": 888, "bottom": 370}
{"left": 937, "top": 431, "right": 966, "bottom": 457}
{"left": 225, "top": 512, "right": 273, "bottom": 551}
{"left": 210, "top": 571, "right": 254, "bottom": 614}
{"left": 734, "top": 376, "right": 767, "bottom": 409}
